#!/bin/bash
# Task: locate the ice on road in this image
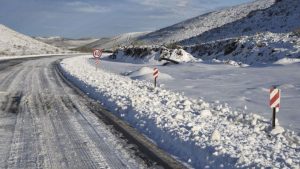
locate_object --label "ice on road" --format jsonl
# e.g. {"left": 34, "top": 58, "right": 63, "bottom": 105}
{"left": 0, "top": 56, "right": 147, "bottom": 169}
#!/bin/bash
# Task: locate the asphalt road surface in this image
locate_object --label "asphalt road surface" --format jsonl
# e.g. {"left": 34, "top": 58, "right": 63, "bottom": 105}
{"left": 0, "top": 56, "right": 151, "bottom": 169}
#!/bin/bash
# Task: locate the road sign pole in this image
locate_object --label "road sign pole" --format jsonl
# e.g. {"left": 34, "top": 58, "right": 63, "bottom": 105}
{"left": 92, "top": 49, "right": 103, "bottom": 71}
{"left": 270, "top": 86, "right": 280, "bottom": 129}
{"left": 272, "top": 107, "right": 276, "bottom": 129}
{"left": 95, "top": 58, "right": 99, "bottom": 71}
{"left": 272, "top": 86, "right": 277, "bottom": 129}
{"left": 153, "top": 68, "right": 159, "bottom": 88}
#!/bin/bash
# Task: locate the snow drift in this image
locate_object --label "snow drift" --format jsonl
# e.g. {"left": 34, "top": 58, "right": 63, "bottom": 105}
{"left": 124, "top": 67, "right": 173, "bottom": 81}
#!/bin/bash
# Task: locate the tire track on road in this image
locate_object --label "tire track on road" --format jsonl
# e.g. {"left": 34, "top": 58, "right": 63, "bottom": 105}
{"left": 0, "top": 56, "right": 160, "bottom": 169}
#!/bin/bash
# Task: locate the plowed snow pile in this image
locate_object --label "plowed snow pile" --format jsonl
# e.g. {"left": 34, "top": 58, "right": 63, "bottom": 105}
{"left": 125, "top": 67, "right": 173, "bottom": 81}
{"left": 60, "top": 55, "right": 300, "bottom": 169}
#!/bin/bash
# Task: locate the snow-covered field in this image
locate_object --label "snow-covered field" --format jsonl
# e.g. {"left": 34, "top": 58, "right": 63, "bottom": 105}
{"left": 60, "top": 54, "right": 300, "bottom": 168}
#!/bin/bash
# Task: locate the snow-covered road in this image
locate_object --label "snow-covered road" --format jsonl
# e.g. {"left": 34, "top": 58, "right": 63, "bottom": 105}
{"left": 0, "top": 56, "right": 149, "bottom": 169}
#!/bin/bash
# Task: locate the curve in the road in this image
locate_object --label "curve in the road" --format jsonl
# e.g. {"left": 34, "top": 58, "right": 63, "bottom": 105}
{"left": 0, "top": 56, "right": 187, "bottom": 169}
{"left": 0, "top": 56, "right": 146, "bottom": 169}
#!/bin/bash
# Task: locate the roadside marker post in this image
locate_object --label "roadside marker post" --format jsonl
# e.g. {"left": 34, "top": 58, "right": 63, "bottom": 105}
{"left": 269, "top": 86, "right": 281, "bottom": 129}
{"left": 92, "top": 49, "right": 103, "bottom": 71}
{"left": 153, "top": 68, "right": 159, "bottom": 88}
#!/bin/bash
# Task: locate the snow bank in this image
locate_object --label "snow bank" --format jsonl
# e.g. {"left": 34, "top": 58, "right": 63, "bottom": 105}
{"left": 109, "top": 48, "right": 160, "bottom": 64}
{"left": 60, "top": 55, "right": 300, "bottom": 169}
{"left": 110, "top": 46, "right": 198, "bottom": 64}
{"left": 125, "top": 67, "right": 173, "bottom": 81}
{"left": 274, "top": 58, "right": 300, "bottom": 65}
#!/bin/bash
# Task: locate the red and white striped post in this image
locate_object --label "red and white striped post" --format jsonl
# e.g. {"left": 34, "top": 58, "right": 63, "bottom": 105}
{"left": 269, "top": 86, "right": 281, "bottom": 129}
{"left": 153, "top": 68, "right": 159, "bottom": 87}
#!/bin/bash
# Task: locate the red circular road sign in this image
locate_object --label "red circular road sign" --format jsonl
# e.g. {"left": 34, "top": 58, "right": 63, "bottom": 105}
{"left": 93, "top": 49, "right": 103, "bottom": 58}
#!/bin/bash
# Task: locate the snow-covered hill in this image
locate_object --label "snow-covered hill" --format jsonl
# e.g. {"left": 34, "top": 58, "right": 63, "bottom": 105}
{"left": 110, "top": 46, "right": 198, "bottom": 64}
{"left": 108, "top": 29, "right": 300, "bottom": 66}
{"left": 83, "top": 32, "right": 150, "bottom": 50}
{"left": 108, "top": 0, "right": 300, "bottom": 65}
{"left": 183, "top": 31, "right": 300, "bottom": 65}
{"left": 181, "top": 0, "right": 300, "bottom": 45}
{"left": 0, "top": 24, "right": 66, "bottom": 56}
{"left": 137, "top": 0, "right": 275, "bottom": 45}
{"left": 35, "top": 36, "right": 98, "bottom": 49}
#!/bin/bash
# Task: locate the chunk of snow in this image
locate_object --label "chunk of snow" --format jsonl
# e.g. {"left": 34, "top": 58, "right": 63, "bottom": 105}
{"left": 199, "top": 109, "right": 212, "bottom": 118}
{"left": 271, "top": 126, "right": 285, "bottom": 135}
{"left": 169, "top": 49, "right": 197, "bottom": 63}
{"left": 211, "top": 130, "right": 221, "bottom": 142}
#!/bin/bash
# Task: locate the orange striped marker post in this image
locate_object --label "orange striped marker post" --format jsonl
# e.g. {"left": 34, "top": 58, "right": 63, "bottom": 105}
{"left": 153, "top": 68, "right": 159, "bottom": 87}
{"left": 269, "top": 86, "right": 281, "bottom": 129}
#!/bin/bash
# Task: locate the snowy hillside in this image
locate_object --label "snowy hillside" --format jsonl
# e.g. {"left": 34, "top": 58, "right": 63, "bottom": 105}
{"left": 107, "top": 0, "right": 300, "bottom": 65}
{"left": 184, "top": 31, "right": 300, "bottom": 65}
{"left": 108, "top": 30, "right": 300, "bottom": 66}
{"left": 137, "top": 0, "right": 275, "bottom": 45}
{"left": 83, "top": 32, "right": 150, "bottom": 50}
{"left": 110, "top": 46, "right": 199, "bottom": 64}
{"left": 35, "top": 36, "right": 98, "bottom": 49}
{"left": 181, "top": 0, "right": 300, "bottom": 45}
{"left": 0, "top": 24, "right": 66, "bottom": 56}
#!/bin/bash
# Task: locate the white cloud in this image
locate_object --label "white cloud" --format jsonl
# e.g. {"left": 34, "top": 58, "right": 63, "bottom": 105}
{"left": 130, "top": 0, "right": 189, "bottom": 8}
{"left": 67, "top": 1, "right": 110, "bottom": 13}
{"left": 176, "top": 0, "right": 189, "bottom": 7}
{"left": 128, "top": 0, "right": 190, "bottom": 19}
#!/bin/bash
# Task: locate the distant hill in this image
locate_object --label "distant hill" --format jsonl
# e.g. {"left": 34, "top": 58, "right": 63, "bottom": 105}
{"left": 80, "top": 32, "right": 150, "bottom": 51}
{"left": 35, "top": 36, "right": 98, "bottom": 49}
{"left": 0, "top": 24, "right": 66, "bottom": 56}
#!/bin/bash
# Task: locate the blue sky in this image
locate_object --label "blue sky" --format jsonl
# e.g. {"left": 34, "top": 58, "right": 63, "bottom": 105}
{"left": 0, "top": 0, "right": 252, "bottom": 38}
